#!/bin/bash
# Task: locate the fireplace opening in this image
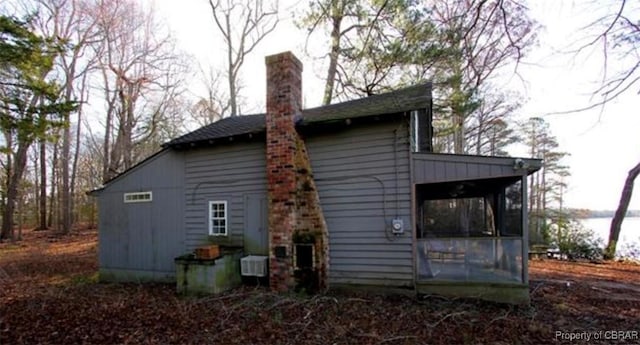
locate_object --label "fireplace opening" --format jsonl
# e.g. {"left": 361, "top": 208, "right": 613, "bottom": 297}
{"left": 294, "top": 244, "right": 314, "bottom": 269}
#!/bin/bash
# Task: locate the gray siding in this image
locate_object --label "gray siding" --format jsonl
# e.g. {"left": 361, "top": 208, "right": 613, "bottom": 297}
{"left": 306, "top": 119, "right": 413, "bottom": 287}
{"left": 98, "top": 149, "right": 185, "bottom": 281}
{"left": 183, "top": 142, "right": 267, "bottom": 251}
{"left": 412, "top": 153, "right": 530, "bottom": 184}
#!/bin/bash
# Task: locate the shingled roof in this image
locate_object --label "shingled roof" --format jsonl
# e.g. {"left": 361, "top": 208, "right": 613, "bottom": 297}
{"left": 165, "top": 114, "right": 265, "bottom": 147}
{"left": 164, "top": 83, "right": 431, "bottom": 148}
{"left": 301, "top": 83, "right": 431, "bottom": 124}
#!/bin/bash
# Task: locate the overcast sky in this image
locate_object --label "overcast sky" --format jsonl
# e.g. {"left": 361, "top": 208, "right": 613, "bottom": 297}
{"left": 152, "top": 0, "right": 640, "bottom": 211}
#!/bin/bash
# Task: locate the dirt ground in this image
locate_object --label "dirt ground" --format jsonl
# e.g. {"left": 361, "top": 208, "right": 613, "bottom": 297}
{"left": 1, "top": 228, "right": 639, "bottom": 345}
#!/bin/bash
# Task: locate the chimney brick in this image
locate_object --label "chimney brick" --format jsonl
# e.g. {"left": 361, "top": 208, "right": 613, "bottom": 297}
{"left": 265, "top": 52, "right": 329, "bottom": 292}
{"left": 266, "top": 52, "right": 302, "bottom": 291}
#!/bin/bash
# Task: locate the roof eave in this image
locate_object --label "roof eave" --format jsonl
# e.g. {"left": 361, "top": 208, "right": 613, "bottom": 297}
{"left": 86, "top": 187, "right": 104, "bottom": 197}
{"left": 166, "top": 129, "right": 266, "bottom": 150}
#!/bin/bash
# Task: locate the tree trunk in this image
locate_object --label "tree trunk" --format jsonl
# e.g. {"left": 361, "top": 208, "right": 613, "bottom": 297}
{"left": 225, "top": 12, "right": 237, "bottom": 117}
{"left": 527, "top": 126, "right": 537, "bottom": 241}
{"left": 90, "top": 199, "right": 96, "bottom": 229}
{"left": 529, "top": 170, "right": 539, "bottom": 242}
{"left": 61, "top": 114, "right": 71, "bottom": 234}
{"left": 38, "top": 139, "right": 47, "bottom": 230}
{"left": 123, "top": 98, "right": 135, "bottom": 170}
{"left": 70, "top": 109, "right": 82, "bottom": 228}
{"left": 108, "top": 120, "right": 123, "bottom": 181}
{"left": 323, "top": 10, "right": 343, "bottom": 105}
{"left": 101, "top": 67, "right": 114, "bottom": 183}
{"left": 48, "top": 141, "right": 59, "bottom": 229}
{"left": 1, "top": 144, "right": 29, "bottom": 240}
{"left": 453, "top": 111, "right": 465, "bottom": 154}
{"left": 1, "top": 133, "right": 13, "bottom": 240}
{"left": 475, "top": 119, "right": 483, "bottom": 155}
{"left": 71, "top": 75, "right": 89, "bottom": 228}
{"left": 450, "top": 64, "right": 465, "bottom": 154}
{"left": 604, "top": 160, "right": 640, "bottom": 260}
{"left": 60, "top": 74, "right": 75, "bottom": 234}
{"left": 33, "top": 147, "right": 39, "bottom": 228}
{"left": 539, "top": 149, "right": 546, "bottom": 242}
{"left": 17, "top": 193, "right": 23, "bottom": 241}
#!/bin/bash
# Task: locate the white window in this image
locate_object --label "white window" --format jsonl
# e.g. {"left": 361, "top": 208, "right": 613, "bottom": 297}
{"left": 209, "top": 201, "right": 228, "bottom": 236}
{"left": 124, "top": 191, "right": 152, "bottom": 203}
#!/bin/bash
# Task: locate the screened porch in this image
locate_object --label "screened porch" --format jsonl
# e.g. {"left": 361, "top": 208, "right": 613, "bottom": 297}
{"left": 411, "top": 151, "right": 540, "bottom": 286}
{"left": 415, "top": 176, "right": 526, "bottom": 283}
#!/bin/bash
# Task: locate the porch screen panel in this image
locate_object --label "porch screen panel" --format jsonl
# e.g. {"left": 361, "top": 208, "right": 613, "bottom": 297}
{"left": 421, "top": 197, "right": 497, "bottom": 237}
{"left": 416, "top": 238, "right": 523, "bottom": 283}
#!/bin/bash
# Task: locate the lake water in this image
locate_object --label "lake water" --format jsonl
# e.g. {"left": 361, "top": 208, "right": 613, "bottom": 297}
{"left": 580, "top": 217, "right": 640, "bottom": 258}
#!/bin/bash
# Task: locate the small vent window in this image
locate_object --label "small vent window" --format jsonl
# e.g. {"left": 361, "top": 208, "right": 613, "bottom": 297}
{"left": 124, "top": 191, "right": 152, "bottom": 203}
{"left": 209, "top": 201, "right": 228, "bottom": 236}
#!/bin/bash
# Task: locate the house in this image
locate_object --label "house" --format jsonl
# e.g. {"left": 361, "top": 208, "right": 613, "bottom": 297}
{"left": 91, "top": 52, "right": 540, "bottom": 303}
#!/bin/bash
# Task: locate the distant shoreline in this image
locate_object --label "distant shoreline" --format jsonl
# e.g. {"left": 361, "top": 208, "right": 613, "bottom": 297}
{"left": 580, "top": 215, "right": 640, "bottom": 219}
{"left": 570, "top": 209, "right": 640, "bottom": 219}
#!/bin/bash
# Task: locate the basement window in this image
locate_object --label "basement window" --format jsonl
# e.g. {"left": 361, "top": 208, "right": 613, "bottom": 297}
{"left": 209, "top": 201, "right": 228, "bottom": 236}
{"left": 123, "top": 191, "right": 152, "bottom": 203}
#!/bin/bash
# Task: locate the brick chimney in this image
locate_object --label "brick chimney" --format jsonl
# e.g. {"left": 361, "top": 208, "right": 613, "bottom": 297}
{"left": 265, "top": 52, "right": 328, "bottom": 292}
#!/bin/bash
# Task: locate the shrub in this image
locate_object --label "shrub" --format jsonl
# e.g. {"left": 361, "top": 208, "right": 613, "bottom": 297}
{"left": 618, "top": 239, "right": 640, "bottom": 261}
{"left": 550, "top": 219, "right": 604, "bottom": 261}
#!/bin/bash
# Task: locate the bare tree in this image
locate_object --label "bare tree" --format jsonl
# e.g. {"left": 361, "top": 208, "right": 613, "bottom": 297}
{"left": 206, "top": 0, "right": 278, "bottom": 116}
{"left": 29, "top": 0, "right": 101, "bottom": 233}
{"left": 607, "top": 162, "right": 640, "bottom": 258}
{"left": 465, "top": 88, "right": 520, "bottom": 156}
{"left": 573, "top": 0, "right": 640, "bottom": 259}
{"left": 426, "top": 0, "right": 536, "bottom": 154}
{"left": 74, "top": 135, "right": 103, "bottom": 226}
{"left": 297, "top": 0, "right": 369, "bottom": 105}
{"left": 189, "top": 65, "right": 229, "bottom": 126}
{"left": 92, "top": 0, "right": 185, "bottom": 182}
{"left": 132, "top": 67, "right": 190, "bottom": 160}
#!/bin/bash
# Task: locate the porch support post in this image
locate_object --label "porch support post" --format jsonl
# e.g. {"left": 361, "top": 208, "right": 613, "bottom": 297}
{"left": 521, "top": 174, "right": 529, "bottom": 285}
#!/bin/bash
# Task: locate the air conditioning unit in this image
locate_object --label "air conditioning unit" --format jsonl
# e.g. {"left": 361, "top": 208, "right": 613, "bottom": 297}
{"left": 241, "top": 255, "right": 268, "bottom": 277}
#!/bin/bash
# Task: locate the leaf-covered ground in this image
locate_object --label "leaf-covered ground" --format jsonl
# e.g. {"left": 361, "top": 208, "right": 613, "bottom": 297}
{"left": 1, "top": 229, "right": 639, "bottom": 344}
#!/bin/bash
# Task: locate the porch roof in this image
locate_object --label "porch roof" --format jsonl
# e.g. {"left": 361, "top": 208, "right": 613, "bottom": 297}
{"left": 412, "top": 152, "right": 541, "bottom": 184}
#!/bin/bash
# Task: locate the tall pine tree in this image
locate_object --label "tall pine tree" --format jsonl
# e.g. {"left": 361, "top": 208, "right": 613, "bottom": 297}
{"left": 0, "top": 15, "right": 75, "bottom": 239}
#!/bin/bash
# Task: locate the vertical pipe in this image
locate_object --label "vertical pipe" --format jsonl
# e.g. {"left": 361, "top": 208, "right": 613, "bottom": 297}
{"left": 409, "top": 150, "right": 418, "bottom": 292}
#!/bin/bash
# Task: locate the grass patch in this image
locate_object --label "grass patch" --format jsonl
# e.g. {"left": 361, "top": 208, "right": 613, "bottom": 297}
{"left": 69, "top": 272, "right": 99, "bottom": 286}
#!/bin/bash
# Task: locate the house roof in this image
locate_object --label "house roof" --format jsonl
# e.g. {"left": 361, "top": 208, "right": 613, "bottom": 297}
{"left": 165, "top": 114, "right": 266, "bottom": 147}
{"left": 164, "top": 83, "right": 431, "bottom": 148}
{"left": 301, "top": 83, "right": 431, "bottom": 124}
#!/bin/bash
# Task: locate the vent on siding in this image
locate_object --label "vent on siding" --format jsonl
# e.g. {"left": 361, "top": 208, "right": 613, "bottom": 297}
{"left": 124, "top": 191, "right": 152, "bottom": 203}
{"left": 241, "top": 255, "right": 268, "bottom": 277}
